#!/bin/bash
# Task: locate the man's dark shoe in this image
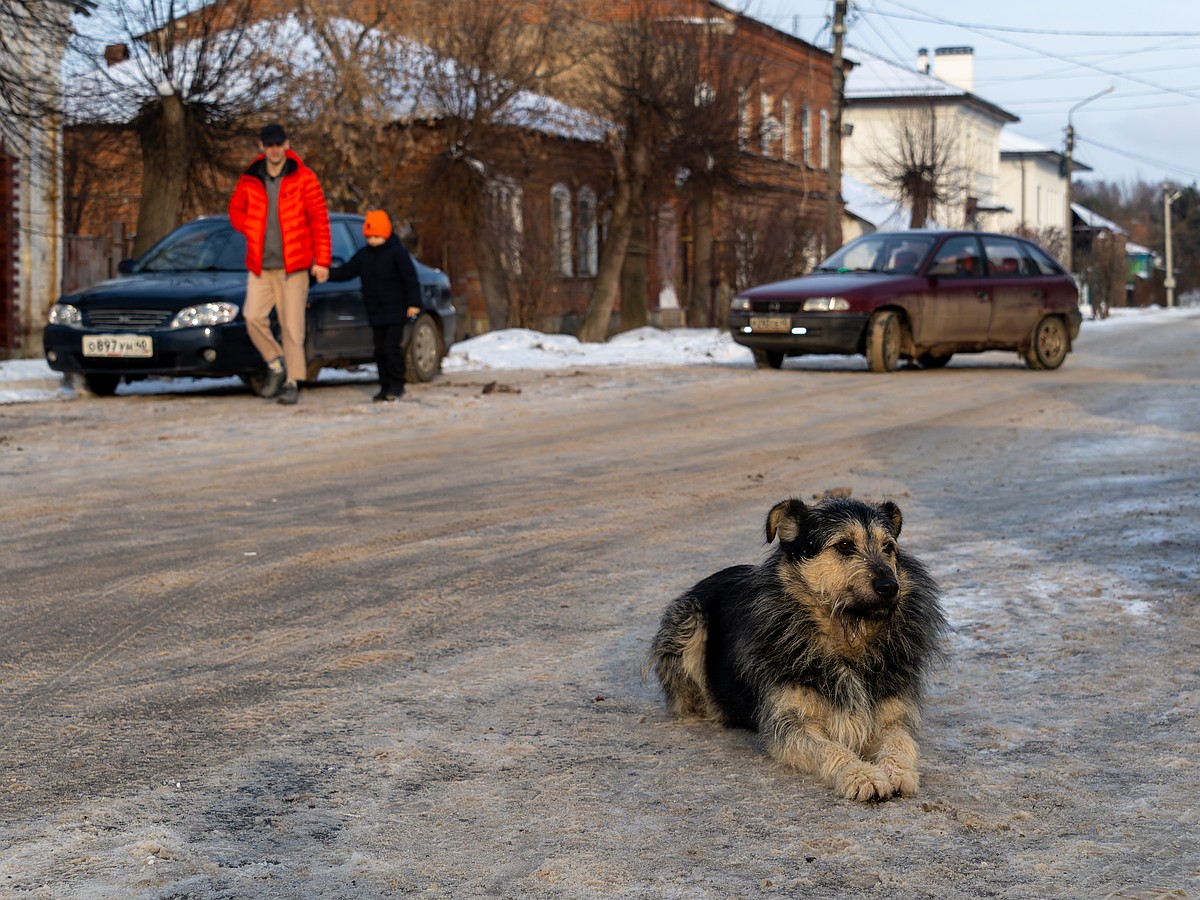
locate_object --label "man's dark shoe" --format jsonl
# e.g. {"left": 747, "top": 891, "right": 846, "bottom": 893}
{"left": 373, "top": 389, "right": 398, "bottom": 403}
{"left": 261, "top": 358, "right": 285, "bottom": 398}
{"left": 277, "top": 381, "right": 299, "bottom": 405}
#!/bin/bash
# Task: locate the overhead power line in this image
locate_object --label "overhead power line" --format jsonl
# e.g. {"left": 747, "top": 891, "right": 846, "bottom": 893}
{"left": 874, "top": 1, "right": 1200, "bottom": 39}
{"left": 1077, "top": 135, "right": 1200, "bottom": 182}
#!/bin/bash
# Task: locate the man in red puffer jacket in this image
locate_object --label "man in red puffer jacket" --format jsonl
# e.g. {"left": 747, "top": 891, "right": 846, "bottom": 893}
{"left": 229, "top": 123, "right": 331, "bottom": 405}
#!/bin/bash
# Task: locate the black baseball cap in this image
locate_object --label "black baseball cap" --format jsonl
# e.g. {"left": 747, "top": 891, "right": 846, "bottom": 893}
{"left": 260, "top": 123, "right": 287, "bottom": 146}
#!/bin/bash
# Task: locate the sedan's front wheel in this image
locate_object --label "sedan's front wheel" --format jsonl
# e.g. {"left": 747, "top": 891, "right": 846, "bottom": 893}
{"left": 1023, "top": 316, "right": 1069, "bottom": 370}
{"left": 752, "top": 349, "right": 784, "bottom": 369}
{"left": 406, "top": 313, "right": 443, "bottom": 383}
{"left": 74, "top": 372, "right": 120, "bottom": 397}
{"left": 866, "top": 311, "right": 902, "bottom": 373}
{"left": 240, "top": 370, "right": 267, "bottom": 397}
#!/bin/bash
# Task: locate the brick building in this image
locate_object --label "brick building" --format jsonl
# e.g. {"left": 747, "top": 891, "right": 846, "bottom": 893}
{"left": 63, "top": 0, "right": 841, "bottom": 338}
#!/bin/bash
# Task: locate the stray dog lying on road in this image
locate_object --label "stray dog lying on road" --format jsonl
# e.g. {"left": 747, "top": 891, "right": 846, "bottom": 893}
{"left": 648, "top": 495, "right": 947, "bottom": 801}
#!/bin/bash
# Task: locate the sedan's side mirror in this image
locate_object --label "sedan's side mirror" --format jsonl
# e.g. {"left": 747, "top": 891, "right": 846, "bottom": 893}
{"left": 116, "top": 258, "right": 136, "bottom": 275}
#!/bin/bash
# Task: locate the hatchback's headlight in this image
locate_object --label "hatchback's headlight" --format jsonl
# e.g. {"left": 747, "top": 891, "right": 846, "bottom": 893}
{"left": 730, "top": 296, "right": 752, "bottom": 312}
{"left": 170, "top": 301, "right": 239, "bottom": 328}
{"left": 802, "top": 296, "right": 850, "bottom": 312}
{"left": 48, "top": 303, "right": 83, "bottom": 327}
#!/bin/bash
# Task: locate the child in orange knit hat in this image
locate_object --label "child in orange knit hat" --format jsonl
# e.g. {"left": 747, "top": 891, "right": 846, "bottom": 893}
{"left": 328, "top": 211, "right": 421, "bottom": 401}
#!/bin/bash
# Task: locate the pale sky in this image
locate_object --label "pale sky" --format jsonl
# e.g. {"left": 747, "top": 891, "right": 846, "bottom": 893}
{"left": 743, "top": 0, "right": 1200, "bottom": 189}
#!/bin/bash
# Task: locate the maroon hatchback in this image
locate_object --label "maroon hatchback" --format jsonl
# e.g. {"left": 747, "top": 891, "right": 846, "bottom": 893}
{"left": 729, "top": 230, "right": 1082, "bottom": 372}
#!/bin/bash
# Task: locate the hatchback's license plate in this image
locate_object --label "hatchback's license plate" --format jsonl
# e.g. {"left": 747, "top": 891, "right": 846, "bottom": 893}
{"left": 83, "top": 334, "right": 154, "bottom": 358}
{"left": 749, "top": 316, "right": 790, "bottom": 333}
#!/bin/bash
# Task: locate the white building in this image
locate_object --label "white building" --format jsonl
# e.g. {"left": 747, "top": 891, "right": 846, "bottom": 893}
{"left": 992, "top": 131, "right": 1087, "bottom": 236}
{"left": 840, "top": 46, "right": 1018, "bottom": 230}
{"left": 0, "top": 2, "right": 82, "bottom": 357}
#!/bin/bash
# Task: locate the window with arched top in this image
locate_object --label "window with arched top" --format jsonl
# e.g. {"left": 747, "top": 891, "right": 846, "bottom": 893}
{"left": 577, "top": 187, "right": 598, "bottom": 277}
{"left": 801, "top": 105, "right": 812, "bottom": 166}
{"left": 551, "top": 183, "right": 573, "bottom": 276}
{"left": 489, "top": 176, "right": 523, "bottom": 276}
{"left": 738, "top": 88, "right": 751, "bottom": 151}
{"left": 782, "top": 98, "right": 794, "bottom": 161}
{"left": 819, "top": 109, "right": 829, "bottom": 169}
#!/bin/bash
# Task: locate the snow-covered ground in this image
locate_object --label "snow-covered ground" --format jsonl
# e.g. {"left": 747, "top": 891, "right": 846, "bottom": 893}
{"left": 0, "top": 305, "right": 1188, "bottom": 405}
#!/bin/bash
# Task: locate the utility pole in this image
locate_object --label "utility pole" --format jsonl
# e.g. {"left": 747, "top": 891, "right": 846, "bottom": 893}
{"left": 1063, "top": 121, "right": 1074, "bottom": 273}
{"left": 824, "top": 0, "right": 847, "bottom": 255}
{"left": 1163, "top": 182, "right": 1182, "bottom": 308}
{"left": 1063, "top": 86, "right": 1113, "bottom": 274}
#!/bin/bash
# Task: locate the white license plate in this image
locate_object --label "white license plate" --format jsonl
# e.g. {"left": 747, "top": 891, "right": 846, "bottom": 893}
{"left": 82, "top": 334, "right": 154, "bottom": 358}
{"left": 749, "top": 316, "right": 790, "bottom": 333}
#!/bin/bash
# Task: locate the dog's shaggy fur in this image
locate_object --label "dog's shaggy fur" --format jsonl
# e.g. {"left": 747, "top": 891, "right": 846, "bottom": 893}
{"left": 648, "top": 495, "right": 947, "bottom": 802}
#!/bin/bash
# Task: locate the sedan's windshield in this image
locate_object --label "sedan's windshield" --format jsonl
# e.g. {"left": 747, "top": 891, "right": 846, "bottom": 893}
{"left": 135, "top": 221, "right": 247, "bottom": 273}
{"left": 814, "top": 234, "right": 937, "bottom": 275}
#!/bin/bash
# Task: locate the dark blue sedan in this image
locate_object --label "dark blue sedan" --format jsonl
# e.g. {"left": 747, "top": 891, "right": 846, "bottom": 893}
{"left": 43, "top": 214, "right": 456, "bottom": 396}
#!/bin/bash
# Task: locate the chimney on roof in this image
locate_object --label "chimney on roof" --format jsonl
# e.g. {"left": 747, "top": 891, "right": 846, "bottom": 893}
{"left": 933, "top": 46, "right": 974, "bottom": 92}
{"left": 917, "top": 48, "right": 929, "bottom": 74}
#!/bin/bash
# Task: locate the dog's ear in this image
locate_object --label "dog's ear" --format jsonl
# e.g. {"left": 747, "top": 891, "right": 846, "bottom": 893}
{"left": 766, "top": 498, "right": 809, "bottom": 544}
{"left": 878, "top": 500, "right": 903, "bottom": 538}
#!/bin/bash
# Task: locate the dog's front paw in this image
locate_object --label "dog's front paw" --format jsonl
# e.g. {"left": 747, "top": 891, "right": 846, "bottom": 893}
{"left": 882, "top": 764, "right": 920, "bottom": 797}
{"left": 836, "top": 764, "right": 896, "bottom": 802}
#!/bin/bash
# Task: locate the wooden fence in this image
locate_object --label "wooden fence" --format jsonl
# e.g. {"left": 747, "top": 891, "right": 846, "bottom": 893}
{"left": 63, "top": 223, "right": 131, "bottom": 296}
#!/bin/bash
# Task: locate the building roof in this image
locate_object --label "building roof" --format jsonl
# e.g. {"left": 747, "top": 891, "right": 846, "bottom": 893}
{"left": 1000, "top": 130, "right": 1091, "bottom": 173}
{"left": 1072, "top": 203, "right": 1128, "bottom": 236}
{"left": 66, "top": 16, "right": 609, "bottom": 142}
{"left": 843, "top": 47, "right": 1019, "bottom": 124}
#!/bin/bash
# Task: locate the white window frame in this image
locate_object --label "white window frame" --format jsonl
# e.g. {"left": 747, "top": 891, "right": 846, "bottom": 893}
{"left": 551, "top": 183, "right": 573, "bottom": 277}
{"left": 577, "top": 186, "right": 598, "bottom": 278}
{"left": 489, "top": 176, "right": 524, "bottom": 276}
{"left": 819, "top": 108, "right": 829, "bottom": 169}
{"left": 801, "top": 105, "right": 811, "bottom": 166}
{"left": 782, "top": 98, "right": 793, "bottom": 161}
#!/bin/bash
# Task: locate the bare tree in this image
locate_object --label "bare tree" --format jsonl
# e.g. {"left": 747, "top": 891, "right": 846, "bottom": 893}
{"left": 281, "top": 0, "right": 415, "bottom": 213}
{"left": 1075, "top": 229, "right": 1125, "bottom": 314}
{"left": 668, "top": 19, "right": 764, "bottom": 328}
{"left": 1006, "top": 224, "right": 1067, "bottom": 264}
{"left": 574, "top": 0, "right": 699, "bottom": 342}
{"left": 68, "top": 0, "right": 281, "bottom": 255}
{"left": 728, "top": 200, "right": 823, "bottom": 293}
{"left": 412, "top": 0, "right": 575, "bottom": 332}
{"left": 866, "top": 104, "right": 958, "bottom": 229}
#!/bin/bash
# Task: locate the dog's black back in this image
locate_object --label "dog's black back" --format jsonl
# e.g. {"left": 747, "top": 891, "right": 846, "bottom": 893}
{"left": 651, "top": 496, "right": 946, "bottom": 732}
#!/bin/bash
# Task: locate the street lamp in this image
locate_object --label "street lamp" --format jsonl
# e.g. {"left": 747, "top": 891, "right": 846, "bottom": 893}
{"left": 1063, "top": 86, "right": 1114, "bottom": 274}
{"left": 1163, "top": 182, "right": 1182, "bottom": 308}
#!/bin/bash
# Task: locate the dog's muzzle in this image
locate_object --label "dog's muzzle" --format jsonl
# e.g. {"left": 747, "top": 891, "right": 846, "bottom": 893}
{"left": 844, "top": 574, "right": 900, "bottom": 620}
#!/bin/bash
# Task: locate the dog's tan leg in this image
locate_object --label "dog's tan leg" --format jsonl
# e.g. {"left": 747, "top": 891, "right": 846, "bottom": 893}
{"left": 869, "top": 697, "right": 922, "bottom": 797}
{"left": 761, "top": 687, "right": 895, "bottom": 802}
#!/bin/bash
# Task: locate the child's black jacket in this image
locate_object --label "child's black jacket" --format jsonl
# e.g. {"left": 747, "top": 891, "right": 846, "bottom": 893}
{"left": 328, "top": 234, "right": 421, "bottom": 327}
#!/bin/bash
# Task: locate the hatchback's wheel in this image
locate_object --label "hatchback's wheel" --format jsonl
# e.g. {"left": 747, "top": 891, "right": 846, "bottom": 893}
{"left": 916, "top": 351, "right": 952, "bottom": 369}
{"left": 304, "top": 360, "right": 323, "bottom": 384}
{"left": 77, "top": 372, "right": 120, "bottom": 397}
{"left": 406, "top": 313, "right": 443, "bottom": 383}
{"left": 866, "top": 310, "right": 902, "bottom": 372}
{"left": 1023, "top": 316, "right": 1069, "bottom": 370}
{"left": 752, "top": 348, "right": 785, "bottom": 369}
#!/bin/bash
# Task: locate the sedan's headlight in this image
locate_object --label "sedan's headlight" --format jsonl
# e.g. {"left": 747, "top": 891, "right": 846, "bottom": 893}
{"left": 802, "top": 296, "right": 850, "bottom": 312}
{"left": 170, "top": 301, "right": 239, "bottom": 328}
{"left": 730, "top": 296, "right": 752, "bottom": 312}
{"left": 48, "top": 303, "right": 83, "bottom": 327}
